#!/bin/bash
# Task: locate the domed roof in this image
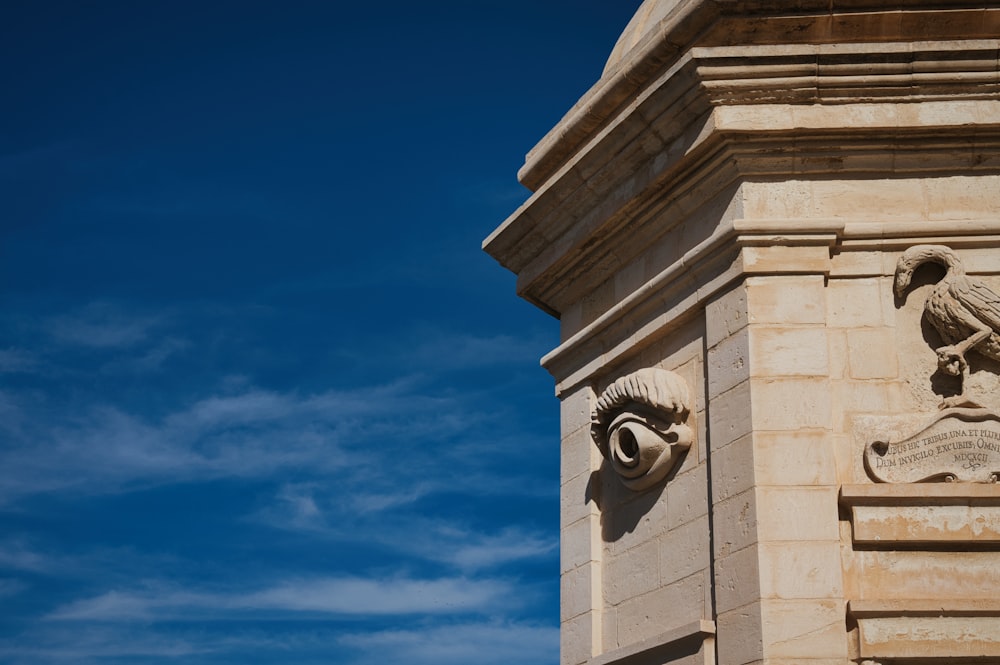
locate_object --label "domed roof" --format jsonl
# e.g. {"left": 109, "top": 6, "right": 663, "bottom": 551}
{"left": 604, "top": 0, "right": 684, "bottom": 76}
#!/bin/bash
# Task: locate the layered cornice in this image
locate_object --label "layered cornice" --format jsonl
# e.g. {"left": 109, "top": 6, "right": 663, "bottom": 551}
{"left": 484, "top": 24, "right": 1000, "bottom": 310}
{"left": 484, "top": 2, "right": 1000, "bottom": 391}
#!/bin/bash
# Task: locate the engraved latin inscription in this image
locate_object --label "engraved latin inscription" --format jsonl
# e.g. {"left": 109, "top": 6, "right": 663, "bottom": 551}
{"left": 866, "top": 408, "right": 1000, "bottom": 483}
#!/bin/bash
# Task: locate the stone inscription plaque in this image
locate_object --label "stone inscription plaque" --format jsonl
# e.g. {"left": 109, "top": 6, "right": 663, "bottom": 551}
{"left": 865, "top": 408, "right": 1000, "bottom": 483}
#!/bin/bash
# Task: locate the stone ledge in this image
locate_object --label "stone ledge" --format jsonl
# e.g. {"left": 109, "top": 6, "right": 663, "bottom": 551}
{"left": 588, "top": 619, "right": 715, "bottom": 665}
{"left": 849, "top": 600, "right": 1000, "bottom": 661}
{"left": 841, "top": 484, "right": 1000, "bottom": 546}
{"left": 850, "top": 599, "right": 1000, "bottom": 618}
{"left": 841, "top": 483, "right": 1000, "bottom": 506}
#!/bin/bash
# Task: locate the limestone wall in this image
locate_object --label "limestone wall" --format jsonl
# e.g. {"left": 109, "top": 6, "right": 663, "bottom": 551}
{"left": 486, "top": 2, "right": 1000, "bottom": 664}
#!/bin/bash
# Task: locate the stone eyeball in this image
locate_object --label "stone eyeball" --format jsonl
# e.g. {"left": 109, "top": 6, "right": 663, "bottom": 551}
{"left": 592, "top": 368, "right": 693, "bottom": 492}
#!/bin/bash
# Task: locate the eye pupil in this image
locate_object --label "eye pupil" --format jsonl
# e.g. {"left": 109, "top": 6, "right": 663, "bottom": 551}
{"left": 619, "top": 428, "right": 639, "bottom": 459}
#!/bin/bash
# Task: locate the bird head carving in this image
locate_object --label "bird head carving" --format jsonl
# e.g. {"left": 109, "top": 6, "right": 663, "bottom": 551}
{"left": 894, "top": 244, "right": 961, "bottom": 297}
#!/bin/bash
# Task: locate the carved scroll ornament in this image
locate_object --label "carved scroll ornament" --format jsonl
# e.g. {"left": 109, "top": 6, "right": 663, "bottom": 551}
{"left": 592, "top": 368, "right": 692, "bottom": 491}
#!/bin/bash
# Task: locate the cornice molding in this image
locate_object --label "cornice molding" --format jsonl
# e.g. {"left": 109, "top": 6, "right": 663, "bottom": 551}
{"left": 518, "top": 3, "right": 1000, "bottom": 191}
{"left": 485, "top": 40, "right": 1000, "bottom": 318}
{"left": 542, "top": 220, "right": 1000, "bottom": 394}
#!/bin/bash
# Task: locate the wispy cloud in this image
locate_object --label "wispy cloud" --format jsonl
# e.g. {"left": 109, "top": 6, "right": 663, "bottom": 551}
{"left": 430, "top": 527, "right": 557, "bottom": 571}
{"left": 0, "top": 578, "right": 27, "bottom": 599}
{"left": 404, "top": 329, "right": 553, "bottom": 371}
{"left": 0, "top": 625, "right": 217, "bottom": 662}
{"left": 44, "top": 302, "right": 161, "bottom": 349}
{"left": 0, "top": 375, "right": 482, "bottom": 502}
{"left": 0, "top": 540, "right": 59, "bottom": 574}
{"left": 251, "top": 488, "right": 556, "bottom": 572}
{"left": 0, "top": 348, "right": 37, "bottom": 373}
{"left": 340, "top": 622, "right": 558, "bottom": 665}
{"left": 47, "top": 575, "right": 515, "bottom": 621}
{"left": 0, "top": 620, "right": 557, "bottom": 665}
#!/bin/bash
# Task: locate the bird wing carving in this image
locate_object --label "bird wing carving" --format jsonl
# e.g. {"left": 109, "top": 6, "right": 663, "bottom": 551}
{"left": 952, "top": 279, "right": 1000, "bottom": 333}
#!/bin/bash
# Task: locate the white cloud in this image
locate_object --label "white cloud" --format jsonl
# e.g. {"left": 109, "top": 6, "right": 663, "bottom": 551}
{"left": 250, "top": 490, "right": 556, "bottom": 573}
{"left": 0, "top": 377, "right": 476, "bottom": 502}
{"left": 439, "top": 529, "right": 557, "bottom": 571}
{"left": 47, "top": 575, "right": 515, "bottom": 621}
{"left": 0, "top": 540, "right": 61, "bottom": 574}
{"left": 0, "top": 359, "right": 552, "bottom": 506}
{"left": 340, "top": 622, "right": 558, "bottom": 665}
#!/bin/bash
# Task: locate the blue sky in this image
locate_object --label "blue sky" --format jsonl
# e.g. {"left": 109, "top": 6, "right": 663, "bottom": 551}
{"left": 0, "top": 2, "right": 642, "bottom": 663}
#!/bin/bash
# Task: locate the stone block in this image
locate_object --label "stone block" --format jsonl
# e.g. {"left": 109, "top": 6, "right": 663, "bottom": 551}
{"left": 561, "top": 562, "right": 598, "bottom": 623}
{"left": 749, "top": 378, "right": 831, "bottom": 431}
{"left": 560, "top": 301, "right": 584, "bottom": 341}
{"left": 709, "top": 379, "right": 752, "bottom": 451}
{"left": 924, "top": 173, "right": 1000, "bottom": 220}
{"left": 851, "top": 502, "right": 1000, "bottom": 544}
{"left": 561, "top": 611, "right": 596, "bottom": 665}
{"left": 561, "top": 425, "right": 598, "bottom": 487}
{"left": 715, "top": 543, "right": 761, "bottom": 614}
{"left": 760, "top": 599, "right": 846, "bottom": 660}
{"left": 562, "top": 516, "right": 600, "bottom": 574}
{"left": 745, "top": 275, "right": 826, "bottom": 325}
{"left": 708, "top": 328, "right": 750, "bottom": 398}
{"left": 561, "top": 384, "right": 595, "bottom": 437}
{"left": 845, "top": 549, "right": 1000, "bottom": 602}
{"left": 713, "top": 489, "right": 758, "bottom": 558}
{"left": 811, "top": 178, "right": 925, "bottom": 221}
{"left": 667, "top": 466, "right": 709, "bottom": 530}
{"left": 758, "top": 541, "right": 843, "bottom": 600}
{"left": 859, "top": 615, "right": 1000, "bottom": 660}
{"left": 826, "top": 330, "right": 847, "bottom": 380}
{"left": 711, "top": 432, "right": 754, "bottom": 503}
{"left": 660, "top": 513, "right": 710, "bottom": 585}
{"left": 749, "top": 327, "right": 828, "bottom": 377}
{"left": 846, "top": 328, "right": 899, "bottom": 379}
{"left": 826, "top": 278, "right": 883, "bottom": 328}
{"left": 604, "top": 539, "right": 659, "bottom": 606}
{"left": 706, "top": 283, "right": 748, "bottom": 349}
{"left": 752, "top": 430, "right": 836, "bottom": 487}
{"left": 616, "top": 572, "right": 706, "bottom": 648}
{"left": 830, "top": 381, "right": 898, "bottom": 425}
{"left": 829, "top": 250, "right": 883, "bottom": 278}
{"left": 614, "top": 254, "right": 648, "bottom": 305}
{"left": 601, "top": 605, "right": 617, "bottom": 653}
{"left": 740, "top": 246, "right": 831, "bottom": 275}
{"left": 841, "top": 485, "right": 1000, "bottom": 545}
{"left": 716, "top": 602, "right": 764, "bottom": 665}
{"left": 755, "top": 487, "right": 839, "bottom": 542}
{"left": 580, "top": 278, "right": 616, "bottom": 330}
{"left": 561, "top": 466, "right": 599, "bottom": 530}
{"left": 605, "top": 489, "right": 670, "bottom": 556}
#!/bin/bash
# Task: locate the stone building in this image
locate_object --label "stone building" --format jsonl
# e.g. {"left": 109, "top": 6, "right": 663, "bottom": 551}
{"left": 485, "top": 1, "right": 1000, "bottom": 664}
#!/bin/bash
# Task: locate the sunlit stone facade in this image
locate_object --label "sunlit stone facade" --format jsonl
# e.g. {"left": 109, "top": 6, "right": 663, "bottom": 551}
{"left": 486, "top": 2, "right": 1000, "bottom": 664}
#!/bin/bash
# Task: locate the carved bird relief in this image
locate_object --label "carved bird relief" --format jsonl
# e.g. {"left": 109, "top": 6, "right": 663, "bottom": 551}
{"left": 894, "top": 244, "right": 1000, "bottom": 404}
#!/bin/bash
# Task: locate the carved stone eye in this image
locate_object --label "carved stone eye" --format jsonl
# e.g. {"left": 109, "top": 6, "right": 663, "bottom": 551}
{"left": 592, "top": 368, "right": 693, "bottom": 492}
